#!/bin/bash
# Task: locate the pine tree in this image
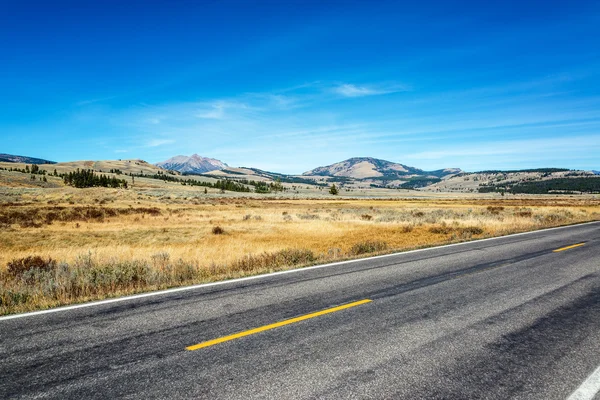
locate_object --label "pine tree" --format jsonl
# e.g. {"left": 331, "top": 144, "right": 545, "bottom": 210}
{"left": 329, "top": 184, "right": 339, "bottom": 195}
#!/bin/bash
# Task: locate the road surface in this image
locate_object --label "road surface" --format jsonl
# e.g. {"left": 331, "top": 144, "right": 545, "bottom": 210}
{"left": 1, "top": 222, "right": 600, "bottom": 399}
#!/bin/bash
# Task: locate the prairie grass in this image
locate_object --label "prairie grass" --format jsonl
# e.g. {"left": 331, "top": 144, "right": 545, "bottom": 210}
{"left": 1, "top": 195, "right": 599, "bottom": 315}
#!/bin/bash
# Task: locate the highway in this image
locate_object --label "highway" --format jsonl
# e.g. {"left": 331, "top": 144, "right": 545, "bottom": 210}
{"left": 1, "top": 221, "right": 600, "bottom": 399}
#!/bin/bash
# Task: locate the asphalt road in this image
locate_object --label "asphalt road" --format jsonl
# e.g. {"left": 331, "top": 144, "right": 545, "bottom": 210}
{"left": 1, "top": 222, "right": 600, "bottom": 399}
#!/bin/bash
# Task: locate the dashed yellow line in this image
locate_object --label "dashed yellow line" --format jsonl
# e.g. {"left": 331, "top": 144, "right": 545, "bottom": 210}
{"left": 186, "top": 299, "right": 372, "bottom": 351}
{"left": 553, "top": 243, "right": 586, "bottom": 252}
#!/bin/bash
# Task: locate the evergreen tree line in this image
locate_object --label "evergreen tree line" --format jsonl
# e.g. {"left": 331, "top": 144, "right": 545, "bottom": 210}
{"left": 478, "top": 177, "right": 600, "bottom": 194}
{"left": 134, "top": 172, "right": 287, "bottom": 193}
{"left": 63, "top": 169, "right": 128, "bottom": 189}
{"left": 2, "top": 164, "right": 48, "bottom": 175}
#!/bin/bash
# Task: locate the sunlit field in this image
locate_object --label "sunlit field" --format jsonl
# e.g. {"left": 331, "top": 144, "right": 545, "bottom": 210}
{"left": 1, "top": 183, "right": 598, "bottom": 315}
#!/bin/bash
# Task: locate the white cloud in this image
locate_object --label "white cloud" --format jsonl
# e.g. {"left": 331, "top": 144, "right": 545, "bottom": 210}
{"left": 196, "top": 100, "right": 251, "bottom": 119}
{"left": 146, "top": 139, "right": 174, "bottom": 147}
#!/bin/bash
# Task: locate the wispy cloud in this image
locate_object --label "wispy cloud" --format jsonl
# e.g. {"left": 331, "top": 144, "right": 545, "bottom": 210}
{"left": 146, "top": 138, "right": 175, "bottom": 147}
{"left": 196, "top": 100, "right": 252, "bottom": 119}
{"left": 75, "top": 95, "right": 119, "bottom": 106}
{"left": 333, "top": 83, "right": 406, "bottom": 98}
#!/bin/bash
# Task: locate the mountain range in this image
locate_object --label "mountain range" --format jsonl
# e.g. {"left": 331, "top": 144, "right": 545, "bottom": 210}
{"left": 2, "top": 152, "right": 598, "bottom": 193}
{"left": 0, "top": 153, "right": 55, "bottom": 164}
{"left": 155, "top": 154, "right": 228, "bottom": 174}
{"left": 302, "top": 157, "right": 461, "bottom": 179}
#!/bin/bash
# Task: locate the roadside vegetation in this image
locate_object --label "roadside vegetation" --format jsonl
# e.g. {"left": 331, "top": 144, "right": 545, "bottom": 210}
{"left": 1, "top": 191, "right": 598, "bottom": 315}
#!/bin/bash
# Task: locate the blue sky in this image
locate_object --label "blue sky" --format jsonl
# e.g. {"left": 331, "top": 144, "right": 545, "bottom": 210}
{"left": 1, "top": 0, "right": 599, "bottom": 173}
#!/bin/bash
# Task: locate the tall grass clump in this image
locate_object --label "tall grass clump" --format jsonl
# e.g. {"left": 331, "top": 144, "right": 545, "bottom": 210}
{"left": 349, "top": 240, "right": 388, "bottom": 255}
{"left": 229, "top": 249, "right": 316, "bottom": 273}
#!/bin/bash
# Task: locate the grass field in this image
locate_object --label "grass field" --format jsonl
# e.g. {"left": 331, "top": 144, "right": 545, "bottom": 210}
{"left": 1, "top": 172, "right": 599, "bottom": 315}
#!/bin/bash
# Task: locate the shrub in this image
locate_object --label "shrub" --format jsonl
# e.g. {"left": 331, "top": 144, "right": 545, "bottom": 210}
{"left": 458, "top": 226, "right": 484, "bottom": 235}
{"left": 150, "top": 252, "right": 171, "bottom": 271}
{"left": 515, "top": 208, "right": 533, "bottom": 218}
{"left": 349, "top": 240, "right": 388, "bottom": 255}
{"left": 487, "top": 206, "right": 505, "bottom": 215}
{"left": 429, "top": 224, "right": 453, "bottom": 234}
{"left": 229, "top": 249, "right": 316, "bottom": 272}
{"left": 401, "top": 224, "right": 414, "bottom": 233}
{"left": 7, "top": 256, "right": 56, "bottom": 279}
{"left": 212, "top": 226, "right": 225, "bottom": 235}
{"left": 536, "top": 213, "right": 565, "bottom": 224}
{"left": 297, "top": 213, "right": 320, "bottom": 220}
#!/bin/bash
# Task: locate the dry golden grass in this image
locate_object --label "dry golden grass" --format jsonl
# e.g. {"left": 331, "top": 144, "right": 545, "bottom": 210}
{"left": 1, "top": 191, "right": 599, "bottom": 315}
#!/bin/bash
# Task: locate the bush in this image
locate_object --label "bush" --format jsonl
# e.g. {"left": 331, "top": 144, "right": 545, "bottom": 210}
{"left": 297, "top": 213, "right": 320, "bottom": 220}
{"left": 212, "top": 226, "right": 225, "bottom": 235}
{"left": 429, "top": 224, "right": 453, "bottom": 234}
{"left": 7, "top": 256, "right": 56, "bottom": 279}
{"left": 230, "top": 249, "right": 316, "bottom": 272}
{"left": 401, "top": 224, "right": 414, "bottom": 233}
{"left": 515, "top": 208, "right": 533, "bottom": 218}
{"left": 349, "top": 240, "right": 388, "bottom": 255}
{"left": 487, "top": 206, "right": 505, "bottom": 215}
{"left": 429, "top": 225, "right": 483, "bottom": 236}
{"left": 458, "top": 226, "right": 484, "bottom": 235}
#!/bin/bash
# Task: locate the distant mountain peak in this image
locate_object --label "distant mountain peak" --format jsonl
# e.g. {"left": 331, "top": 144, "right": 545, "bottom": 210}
{"left": 303, "top": 157, "right": 460, "bottom": 179}
{"left": 156, "top": 154, "right": 228, "bottom": 174}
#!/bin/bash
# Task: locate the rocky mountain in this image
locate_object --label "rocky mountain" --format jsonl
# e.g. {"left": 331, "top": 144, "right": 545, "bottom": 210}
{"left": 0, "top": 153, "right": 55, "bottom": 164}
{"left": 303, "top": 157, "right": 461, "bottom": 179}
{"left": 156, "top": 154, "right": 228, "bottom": 174}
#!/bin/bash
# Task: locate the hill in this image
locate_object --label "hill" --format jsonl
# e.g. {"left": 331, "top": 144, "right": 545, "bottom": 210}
{"left": 423, "top": 169, "right": 599, "bottom": 194}
{"left": 301, "top": 157, "right": 461, "bottom": 188}
{"left": 156, "top": 154, "right": 227, "bottom": 174}
{"left": 0, "top": 153, "right": 55, "bottom": 164}
{"left": 303, "top": 157, "right": 461, "bottom": 179}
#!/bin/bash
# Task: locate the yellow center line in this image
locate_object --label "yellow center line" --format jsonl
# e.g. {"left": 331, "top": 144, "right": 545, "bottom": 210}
{"left": 553, "top": 243, "right": 586, "bottom": 252}
{"left": 186, "top": 299, "right": 372, "bottom": 351}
